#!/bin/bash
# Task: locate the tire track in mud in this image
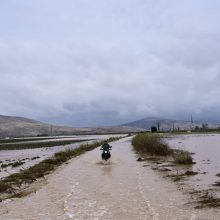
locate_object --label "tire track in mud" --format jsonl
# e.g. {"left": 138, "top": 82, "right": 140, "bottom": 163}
{"left": 61, "top": 138, "right": 153, "bottom": 220}
{"left": 137, "top": 169, "right": 159, "bottom": 220}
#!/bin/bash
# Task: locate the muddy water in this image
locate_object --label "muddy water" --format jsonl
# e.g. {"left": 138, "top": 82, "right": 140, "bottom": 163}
{"left": 0, "top": 134, "right": 123, "bottom": 145}
{"left": 167, "top": 134, "right": 220, "bottom": 193}
{"left": 0, "top": 134, "right": 124, "bottom": 179}
{"left": 1, "top": 137, "right": 219, "bottom": 220}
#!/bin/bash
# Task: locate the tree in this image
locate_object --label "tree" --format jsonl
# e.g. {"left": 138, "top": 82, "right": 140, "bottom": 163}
{"left": 151, "top": 126, "right": 157, "bottom": 133}
{"left": 195, "top": 126, "right": 200, "bottom": 131}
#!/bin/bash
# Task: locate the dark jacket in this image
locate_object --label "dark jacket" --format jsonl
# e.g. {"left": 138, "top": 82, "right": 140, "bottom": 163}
{"left": 101, "top": 143, "right": 111, "bottom": 151}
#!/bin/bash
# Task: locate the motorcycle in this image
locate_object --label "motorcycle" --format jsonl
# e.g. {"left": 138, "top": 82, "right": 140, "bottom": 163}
{"left": 101, "top": 146, "right": 112, "bottom": 161}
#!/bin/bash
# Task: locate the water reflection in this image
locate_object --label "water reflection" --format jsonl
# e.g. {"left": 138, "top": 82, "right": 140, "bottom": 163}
{"left": 167, "top": 134, "right": 220, "bottom": 192}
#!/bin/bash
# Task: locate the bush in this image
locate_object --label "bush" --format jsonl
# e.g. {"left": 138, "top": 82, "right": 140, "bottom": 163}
{"left": 151, "top": 126, "right": 157, "bottom": 133}
{"left": 0, "top": 182, "right": 10, "bottom": 192}
{"left": 132, "top": 133, "right": 171, "bottom": 156}
{"left": 11, "top": 161, "right": 25, "bottom": 167}
{"left": 173, "top": 150, "right": 193, "bottom": 164}
{"left": 24, "top": 162, "right": 54, "bottom": 178}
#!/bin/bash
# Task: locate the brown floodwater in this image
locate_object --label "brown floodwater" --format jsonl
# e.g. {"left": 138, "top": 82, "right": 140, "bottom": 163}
{"left": 0, "top": 137, "right": 219, "bottom": 219}
{"left": 0, "top": 134, "right": 124, "bottom": 179}
{"left": 166, "top": 134, "right": 220, "bottom": 194}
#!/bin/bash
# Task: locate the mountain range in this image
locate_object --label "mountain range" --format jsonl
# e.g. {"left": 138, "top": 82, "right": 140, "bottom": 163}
{"left": 123, "top": 117, "right": 220, "bottom": 131}
{"left": 0, "top": 115, "right": 143, "bottom": 138}
{"left": 1, "top": 115, "right": 220, "bottom": 138}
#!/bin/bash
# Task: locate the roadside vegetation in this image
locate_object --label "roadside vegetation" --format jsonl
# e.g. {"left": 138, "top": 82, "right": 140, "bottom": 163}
{"left": 0, "top": 139, "right": 89, "bottom": 150}
{"left": 132, "top": 133, "right": 193, "bottom": 164}
{"left": 1, "top": 160, "right": 25, "bottom": 169}
{"left": 132, "top": 133, "right": 171, "bottom": 156}
{"left": 195, "top": 192, "right": 220, "bottom": 208}
{"left": 173, "top": 150, "right": 193, "bottom": 164}
{"left": 132, "top": 133, "right": 220, "bottom": 209}
{"left": 0, "top": 136, "right": 123, "bottom": 200}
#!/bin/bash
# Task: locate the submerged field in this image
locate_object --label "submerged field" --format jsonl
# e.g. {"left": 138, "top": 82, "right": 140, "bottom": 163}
{"left": 1, "top": 133, "right": 220, "bottom": 217}
{"left": 132, "top": 133, "right": 220, "bottom": 208}
{"left": 167, "top": 134, "right": 220, "bottom": 191}
{"left": 1, "top": 136, "right": 220, "bottom": 219}
{"left": 0, "top": 134, "right": 125, "bottom": 179}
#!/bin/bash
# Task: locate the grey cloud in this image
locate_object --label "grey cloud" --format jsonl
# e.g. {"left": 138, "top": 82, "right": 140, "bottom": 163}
{"left": 1, "top": 1, "right": 220, "bottom": 126}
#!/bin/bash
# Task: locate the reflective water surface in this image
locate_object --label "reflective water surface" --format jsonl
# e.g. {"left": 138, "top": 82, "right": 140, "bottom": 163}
{"left": 0, "top": 137, "right": 219, "bottom": 219}
{"left": 0, "top": 134, "right": 124, "bottom": 179}
{"left": 167, "top": 134, "right": 220, "bottom": 193}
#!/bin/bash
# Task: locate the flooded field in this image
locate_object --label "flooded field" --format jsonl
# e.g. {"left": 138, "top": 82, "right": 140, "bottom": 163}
{"left": 0, "top": 134, "right": 125, "bottom": 179}
{"left": 167, "top": 134, "right": 220, "bottom": 194}
{"left": 1, "top": 136, "right": 219, "bottom": 220}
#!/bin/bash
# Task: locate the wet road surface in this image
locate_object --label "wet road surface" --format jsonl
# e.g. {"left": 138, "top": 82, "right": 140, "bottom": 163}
{"left": 0, "top": 137, "right": 219, "bottom": 220}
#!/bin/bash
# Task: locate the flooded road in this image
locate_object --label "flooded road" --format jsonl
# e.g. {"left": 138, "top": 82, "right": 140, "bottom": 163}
{"left": 0, "top": 134, "right": 124, "bottom": 179}
{"left": 0, "top": 137, "right": 219, "bottom": 220}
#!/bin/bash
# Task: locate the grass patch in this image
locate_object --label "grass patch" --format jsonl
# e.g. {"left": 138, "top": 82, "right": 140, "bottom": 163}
{"left": 168, "top": 170, "right": 198, "bottom": 182}
{"left": 132, "top": 133, "right": 171, "bottom": 156}
{"left": 3, "top": 173, "right": 35, "bottom": 184}
{"left": 132, "top": 133, "right": 193, "bottom": 164}
{"left": 212, "top": 181, "right": 220, "bottom": 187}
{"left": 173, "top": 150, "right": 193, "bottom": 165}
{"left": 184, "top": 170, "right": 198, "bottom": 176}
{"left": 0, "top": 160, "right": 25, "bottom": 169}
{"left": 11, "top": 161, "right": 25, "bottom": 168}
{"left": 31, "top": 156, "right": 40, "bottom": 160}
{"left": 1, "top": 163, "right": 9, "bottom": 168}
{"left": 196, "top": 192, "right": 220, "bottom": 208}
{"left": 0, "top": 182, "right": 10, "bottom": 193}
{"left": 173, "top": 175, "right": 184, "bottom": 182}
{"left": 0, "top": 136, "right": 123, "bottom": 199}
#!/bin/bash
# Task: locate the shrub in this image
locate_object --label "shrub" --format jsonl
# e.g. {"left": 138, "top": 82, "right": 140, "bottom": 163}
{"left": 0, "top": 182, "right": 10, "bottom": 193}
{"left": 132, "top": 133, "right": 171, "bottom": 156}
{"left": 173, "top": 150, "right": 193, "bottom": 164}
{"left": 151, "top": 126, "right": 157, "bottom": 133}
{"left": 11, "top": 161, "right": 25, "bottom": 167}
{"left": 24, "top": 162, "right": 54, "bottom": 178}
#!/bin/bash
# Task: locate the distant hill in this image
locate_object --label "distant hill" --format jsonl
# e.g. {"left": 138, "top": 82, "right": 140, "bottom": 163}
{"left": 0, "top": 115, "right": 144, "bottom": 138}
{"left": 123, "top": 117, "right": 220, "bottom": 131}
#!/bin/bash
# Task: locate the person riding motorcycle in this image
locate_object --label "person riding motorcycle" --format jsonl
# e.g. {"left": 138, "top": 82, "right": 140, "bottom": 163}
{"left": 100, "top": 140, "right": 112, "bottom": 151}
{"left": 100, "top": 141, "right": 112, "bottom": 160}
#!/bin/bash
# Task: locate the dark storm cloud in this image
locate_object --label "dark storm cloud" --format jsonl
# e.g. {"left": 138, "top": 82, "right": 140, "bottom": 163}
{"left": 1, "top": 0, "right": 220, "bottom": 126}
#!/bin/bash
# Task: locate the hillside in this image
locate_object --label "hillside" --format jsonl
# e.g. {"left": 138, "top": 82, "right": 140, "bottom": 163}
{"left": 123, "top": 117, "right": 220, "bottom": 131}
{"left": 0, "top": 115, "right": 144, "bottom": 138}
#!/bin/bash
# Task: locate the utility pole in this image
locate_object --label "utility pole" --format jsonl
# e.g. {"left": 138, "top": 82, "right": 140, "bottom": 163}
{"left": 157, "top": 121, "right": 160, "bottom": 132}
{"left": 190, "top": 114, "right": 193, "bottom": 131}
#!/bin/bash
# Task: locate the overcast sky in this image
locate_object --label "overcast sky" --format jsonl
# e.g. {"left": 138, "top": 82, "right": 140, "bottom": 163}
{"left": 1, "top": 0, "right": 220, "bottom": 126}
